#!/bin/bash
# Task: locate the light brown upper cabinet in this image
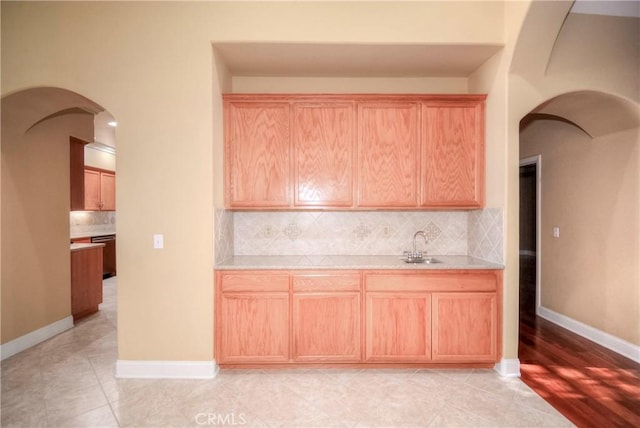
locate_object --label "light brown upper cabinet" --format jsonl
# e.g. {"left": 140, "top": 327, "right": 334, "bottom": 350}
{"left": 421, "top": 100, "right": 485, "bottom": 208}
{"left": 293, "top": 102, "right": 355, "bottom": 207}
{"left": 223, "top": 94, "right": 485, "bottom": 210}
{"left": 357, "top": 101, "right": 420, "bottom": 207}
{"left": 84, "top": 168, "right": 116, "bottom": 211}
{"left": 224, "top": 100, "right": 291, "bottom": 208}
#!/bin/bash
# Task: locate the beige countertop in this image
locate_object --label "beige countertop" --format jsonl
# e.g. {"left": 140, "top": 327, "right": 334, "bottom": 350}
{"left": 70, "top": 243, "right": 105, "bottom": 252}
{"left": 215, "top": 255, "right": 504, "bottom": 270}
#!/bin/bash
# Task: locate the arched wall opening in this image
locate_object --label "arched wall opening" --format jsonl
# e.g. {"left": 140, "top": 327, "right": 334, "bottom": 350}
{"left": 519, "top": 89, "right": 639, "bottom": 357}
{"left": 507, "top": 0, "right": 640, "bottom": 370}
{"left": 1, "top": 86, "right": 116, "bottom": 357}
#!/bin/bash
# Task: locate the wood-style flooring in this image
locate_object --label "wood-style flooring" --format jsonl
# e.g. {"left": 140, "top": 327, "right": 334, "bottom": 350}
{"left": 518, "top": 256, "right": 640, "bottom": 428}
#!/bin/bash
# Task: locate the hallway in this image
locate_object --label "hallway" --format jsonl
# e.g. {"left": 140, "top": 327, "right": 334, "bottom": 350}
{"left": 0, "top": 277, "right": 573, "bottom": 427}
{"left": 519, "top": 256, "right": 640, "bottom": 427}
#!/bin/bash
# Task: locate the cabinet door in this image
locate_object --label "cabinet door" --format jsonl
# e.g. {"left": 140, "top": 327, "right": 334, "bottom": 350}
{"left": 365, "top": 292, "right": 431, "bottom": 362}
{"left": 293, "top": 292, "right": 361, "bottom": 362}
{"left": 84, "top": 169, "right": 101, "bottom": 210}
{"left": 225, "top": 101, "right": 291, "bottom": 208}
{"left": 219, "top": 292, "right": 290, "bottom": 363}
{"left": 432, "top": 292, "right": 497, "bottom": 362}
{"left": 70, "top": 247, "right": 103, "bottom": 321}
{"left": 100, "top": 172, "right": 116, "bottom": 210}
{"left": 70, "top": 137, "right": 87, "bottom": 211}
{"left": 421, "top": 101, "right": 484, "bottom": 208}
{"left": 293, "top": 102, "right": 354, "bottom": 207}
{"left": 357, "top": 102, "right": 420, "bottom": 207}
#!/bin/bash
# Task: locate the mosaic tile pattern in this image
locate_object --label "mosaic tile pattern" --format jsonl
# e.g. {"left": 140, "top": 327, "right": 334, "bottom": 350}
{"left": 234, "top": 211, "right": 468, "bottom": 256}
{"left": 468, "top": 208, "right": 504, "bottom": 264}
{"left": 214, "top": 209, "right": 234, "bottom": 264}
{"left": 70, "top": 211, "right": 116, "bottom": 237}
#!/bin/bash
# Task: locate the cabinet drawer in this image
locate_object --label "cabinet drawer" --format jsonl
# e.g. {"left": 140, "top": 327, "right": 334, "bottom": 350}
{"left": 293, "top": 272, "right": 360, "bottom": 292}
{"left": 220, "top": 272, "right": 289, "bottom": 292}
{"left": 365, "top": 271, "right": 497, "bottom": 292}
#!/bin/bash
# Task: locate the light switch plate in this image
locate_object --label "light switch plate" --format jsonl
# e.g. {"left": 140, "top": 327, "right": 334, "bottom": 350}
{"left": 153, "top": 234, "right": 164, "bottom": 249}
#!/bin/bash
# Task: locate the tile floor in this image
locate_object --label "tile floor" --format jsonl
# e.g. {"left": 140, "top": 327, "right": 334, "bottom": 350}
{"left": 1, "top": 277, "right": 573, "bottom": 427}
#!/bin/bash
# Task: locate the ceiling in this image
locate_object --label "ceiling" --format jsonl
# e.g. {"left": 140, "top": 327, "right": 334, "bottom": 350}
{"left": 570, "top": 0, "right": 640, "bottom": 18}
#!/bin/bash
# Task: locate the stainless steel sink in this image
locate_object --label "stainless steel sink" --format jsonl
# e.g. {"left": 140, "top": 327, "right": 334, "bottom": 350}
{"left": 402, "top": 257, "right": 441, "bottom": 264}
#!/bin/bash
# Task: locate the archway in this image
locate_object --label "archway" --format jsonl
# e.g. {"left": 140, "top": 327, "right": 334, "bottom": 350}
{"left": 1, "top": 87, "right": 116, "bottom": 358}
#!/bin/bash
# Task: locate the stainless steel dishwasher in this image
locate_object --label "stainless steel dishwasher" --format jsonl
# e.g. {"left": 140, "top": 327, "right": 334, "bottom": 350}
{"left": 91, "top": 234, "right": 116, "bottom": 278}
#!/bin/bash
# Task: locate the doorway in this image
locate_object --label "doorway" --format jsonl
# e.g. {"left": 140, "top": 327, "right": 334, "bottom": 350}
{"left": 519, "top": 156, "right": 541, "bottom": 323}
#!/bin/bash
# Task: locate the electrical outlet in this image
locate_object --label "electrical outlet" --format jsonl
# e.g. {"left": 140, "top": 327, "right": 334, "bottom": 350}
{"left": 382, "top": 225, "right": 391, "bottom": 238}
{"left": 263, "top": 225, "right": 273, "bottom": 238}
{"left": 553, "top": 227, "right": 560, "bottom": 238}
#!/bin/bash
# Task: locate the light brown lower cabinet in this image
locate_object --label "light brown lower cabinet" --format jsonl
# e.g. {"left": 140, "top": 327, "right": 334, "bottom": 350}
{"left": 216, "top": 272, "right": 290, "bottom": 363}
{"left": 292, "top": 273, "right": 361, "bottom": 362}
{"left": 215, "top": 269, "right": 501, "bottom": 367}
{"left": 365, "top": 292, "right": 431, "bottom": 362}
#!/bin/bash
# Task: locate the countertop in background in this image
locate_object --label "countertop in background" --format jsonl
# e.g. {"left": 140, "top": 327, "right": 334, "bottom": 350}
{"left": 215, "top": 255, "right": 504, "bottom": 270}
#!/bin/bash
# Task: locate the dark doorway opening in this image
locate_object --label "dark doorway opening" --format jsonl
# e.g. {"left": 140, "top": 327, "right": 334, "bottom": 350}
{"left": 519, "top": 162, "right": 537, "bottom": 324}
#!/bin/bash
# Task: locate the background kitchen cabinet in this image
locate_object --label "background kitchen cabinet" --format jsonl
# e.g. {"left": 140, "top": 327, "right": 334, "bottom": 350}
{"left": 293, "top": 102, "right": 354, "bottom": 207}
{"left": 225, "top": 100, "right": 290, "bottom": 208}
{"left": 70, "top": 246, "right": 103, "bottom": 321}
{"left": 292, "top": 273, "right": 361, "bottom": 362}
{"left": 421, "top": 100, "right": 485, "bottom": 208}
{"left": 432, "top": 292, "right": 498, "bottom": 362}
{"left": 357, "top": 102, "right": 420, "bottom": 207}
{"left": 365, "top": 292, "right": 431, "bottom": 362}
{"left": 216, "top": 272, "right": 290, "bottom": 364}
{"left": 84, "top": 168, "right": 115, "bottom": 211}
{"left": 69, "top": 137, "right": 88, "bottom": 211}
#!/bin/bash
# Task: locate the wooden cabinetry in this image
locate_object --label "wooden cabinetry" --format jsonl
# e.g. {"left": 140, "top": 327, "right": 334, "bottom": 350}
{"left": 70, "top": 137, "right": 88, "bottom": 211}
{"left": 421, "top": 100, "right": 485, "bottom": 208}
{"left": 84, "top": 168, "right": 115, "bottom": 211}
{"left": 292, "top": 273, "right": 361, "bottom": 362}
{"left": 70, "top": 245, "right": 103, "bottom": 321}
{"left": 216, "top": 272, "right": 290, "bottom": 363}
{"left": 224, "top": 100, "right": 290, "bottom": 208}
{"left": 357, "top": 102, "right": 420, "bottom": 207}
{"left": 432, "top": 292, "right": 497, "bottom": 362}
{"left": 293, "top": 102, "right": 354, "bottom": 207}
{"left": 223, "top": 94, "right": 485, "bottom": 210}
{"left": 215, "top": 269, "right": 501, "bottom": 367}
{"left": 365, "top": 292, "right": 431, "bottom": 362}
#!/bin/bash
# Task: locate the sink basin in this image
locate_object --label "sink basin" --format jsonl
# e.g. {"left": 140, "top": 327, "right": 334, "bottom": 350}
{"left": 402, "top": 257, "right": 441, "bottom": 264}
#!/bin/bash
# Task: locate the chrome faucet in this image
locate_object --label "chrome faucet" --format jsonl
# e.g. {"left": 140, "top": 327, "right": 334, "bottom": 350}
{"left": 413, "top": 230, "right": 428, "bottom": 255}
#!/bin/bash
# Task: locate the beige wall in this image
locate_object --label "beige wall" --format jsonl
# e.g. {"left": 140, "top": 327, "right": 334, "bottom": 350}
{"left": 511, "top": 4, "right": 640, "bottom": 349}
{"left": 1, "top": 111, "right": 94, "bottom": 343}
{"left": 521, "top": 121, "right": 639, "bottom": 345}
{"left": 1, "top": 1, "right": 510, "bottom": 362}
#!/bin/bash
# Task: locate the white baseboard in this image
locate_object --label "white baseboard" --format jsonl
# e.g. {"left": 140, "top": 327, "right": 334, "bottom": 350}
{"left": 116, "top": 360, "right": 218, "bottom": 379}
{"left": 1, "top": 316, "right": 74, "bottom": 361}
{"left": 538, "top": 306, "right": 640, "bottom": 363}
{"left": 494, "top": 358, "right": 521, "bottom": 377}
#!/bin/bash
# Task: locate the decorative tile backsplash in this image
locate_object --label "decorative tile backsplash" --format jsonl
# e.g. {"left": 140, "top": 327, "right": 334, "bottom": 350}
{"left": 70, "top": 211, "right": 116, "bottom": 237}
{"left": 215, "top": 208, "right": 503, "bottom": 262}
{"left": 468, "top": 208, "right": 503, "bottom": 264}
{"left": 232, "top": 211, "right": 469, "bottom": 256}
{"left": 214, "top": 208, "right": 234, "bottom": 264}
